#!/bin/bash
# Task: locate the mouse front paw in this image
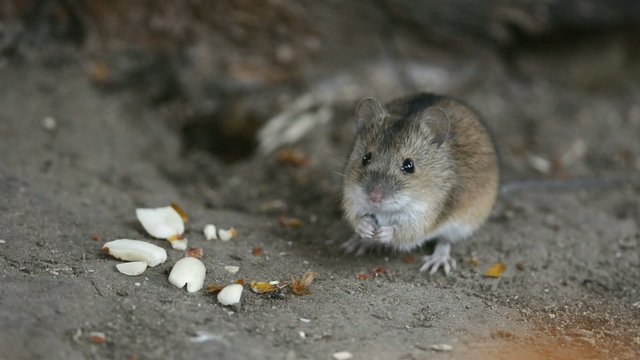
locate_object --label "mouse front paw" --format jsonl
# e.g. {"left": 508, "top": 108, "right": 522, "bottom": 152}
{"left": 355, "top": 215, "right": 378, "bottom": 239}
{"left": 374, "top": 225, "right": 395, "bottom": 244}
{"left": 419, "top": 242, "right": 456, "bottom": 275}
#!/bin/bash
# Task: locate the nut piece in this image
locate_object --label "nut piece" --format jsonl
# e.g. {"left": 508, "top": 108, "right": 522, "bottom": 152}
{"left": 217, "top": 284, "right": 243, "bottom": 305}
{"left": 168, "top": 257, "right": 206, "bottom": 293}
{"left": 168, "top": 236, "right": 188, "bottom": 250}
{"left": 115, "top": 261, "right": 147, "bottom": 276}
{"left": 136, "top": 206, "right": 185, "bottom": 239}
{"left": 203, "top": 224, "right": 218, "bottom": 240}
{"left": 102, "top": 239, "right": 167, "bottom": 267}
{"left": 218, "top": 228, "right": 237, "bottom": 241}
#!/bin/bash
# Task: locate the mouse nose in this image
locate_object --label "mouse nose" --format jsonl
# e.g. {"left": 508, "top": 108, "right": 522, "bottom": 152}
{"left": 369, "top": 185, "right": 384, "bottom": 204}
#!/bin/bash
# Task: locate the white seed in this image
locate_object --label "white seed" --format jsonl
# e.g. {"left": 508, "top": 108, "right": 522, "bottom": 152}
{"left": 203, "top": 224, "right": 217, "bottom": 240}
{"left": 102, "top": 239, "right": 167, "bottom": 267}
{"left": 136, "top": 206, "right": 184, "bottom": 239}
{"left": 300, "top": 318, "right": 311, "bottom": 323}
{"left": 115, "top": 261, "right": 147, "bottom": 276}
{"left": 217, "top": 284, "right": 243, "bottom": 305}
{"left": 168, "top": 257, "right": 206, "bottom": 293}
{"left": 332, "top": 351, "right": 353, "bottom": 360}
{"left": 430, "top": 344, "right": 453, "bottom": 352}
{"left": 218, "top": 228, "right": 237, "bottom": 241}
{"left": 168, "top": 237, "right": 188, "bottom": 250}
{"left": 224, "top": 265, "right": 240, "bottom": 274}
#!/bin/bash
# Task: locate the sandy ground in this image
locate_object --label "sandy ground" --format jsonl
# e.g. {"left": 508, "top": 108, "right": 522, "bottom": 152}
{"left": 1, "top": 2, "right": 640, "bottom": 359}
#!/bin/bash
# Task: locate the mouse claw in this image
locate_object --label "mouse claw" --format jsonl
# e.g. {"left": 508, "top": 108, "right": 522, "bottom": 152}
{"left": 373, "top": 225, "right": 395, "bottom": 244}
{"left": 419, "top": 242, "right": 456, "bottom": 275}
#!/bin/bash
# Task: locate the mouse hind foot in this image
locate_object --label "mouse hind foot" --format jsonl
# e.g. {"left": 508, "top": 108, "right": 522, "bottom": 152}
{"left": 420, "top": 240, "right": 457, "bottom": 275}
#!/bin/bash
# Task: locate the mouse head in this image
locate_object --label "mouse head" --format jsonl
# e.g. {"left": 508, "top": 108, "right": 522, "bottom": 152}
{"left": 342, "top": 97, "right": 455, "bottom": 216}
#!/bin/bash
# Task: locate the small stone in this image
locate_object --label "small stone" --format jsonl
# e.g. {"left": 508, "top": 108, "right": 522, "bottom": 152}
{"left": 332, "top": 351, "right": 353, "bottom": 360}
{"left": 224, "top": 266, "right": 240, "bottom": 274}
{"left": 430, "top": 344, "right": 453, "bottom": 352}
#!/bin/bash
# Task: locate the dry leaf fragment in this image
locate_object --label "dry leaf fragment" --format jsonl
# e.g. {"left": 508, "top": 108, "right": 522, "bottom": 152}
{"left": 278, "top": 216, "right": 303, "bottom": 228}
{"left": 355, "top": 273, "right": 369, "bottom": 280}
{"left": 88, "top": 332, "right": 106, "bottom": 345}
{"left": 371, "top": 266, "right": 385, "bottom": 277}
{"left": 170, "top": 202, "right": 189, "bottom": 223}
{"left": 403, "top": 255, "right": 415, "bottom": 264}
{"left": 90, "top": 235, "right": 102, "bottom": 242}
{"left": 234, "top": 278, "right": 247, "bottom": 286}
{"left": 206, "top": 284, "right": 225, "bottom": 294}
{"left": 483, "top": 262, "right": 506, "bottom": 278}
{"left": 277, "top": 148, "right": 309, "bottom": 167}
{"left": 252, "top": 246, "right": 264, "bottom": 257}
{"left": 291, "top": 271, "right": 317, "bottom": 296}
{"left": 250, "top": 282, "right": 279, "bottom": 294}
{"left": 468, "top": 257, "right": 480, "bottom": 267}
{"left": 91, "top": 62, "right": 110, "bottom": 84}
{"left": 186, "top": 247, "right": 204, "bottom": 259}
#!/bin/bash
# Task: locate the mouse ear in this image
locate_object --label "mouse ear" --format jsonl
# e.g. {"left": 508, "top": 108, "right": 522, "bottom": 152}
{"left": 423, "top": 107, "right": 450, "bottom": 147}
{"left": 355, "top": 98, "right": 385, "bottom": 129}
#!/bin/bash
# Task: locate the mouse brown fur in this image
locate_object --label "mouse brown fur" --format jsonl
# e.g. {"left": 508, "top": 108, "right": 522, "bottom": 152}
{"left": 341, "top": 93, "right": 499, "bottom": 274}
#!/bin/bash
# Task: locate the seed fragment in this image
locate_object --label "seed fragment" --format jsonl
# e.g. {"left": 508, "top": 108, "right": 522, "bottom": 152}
{"left": 203, "top": 224, "right": 217, "bottom": 240}
{"left": 218, "top": 228, "right": 237, "bottom": 241}
{"left": 102, "top": 239, "right": 167, "bottom": 267}
{"left": 115, "top": 261, "right": 147, "bottom": 276}
{"left": 168, "top": 257, "right": 206, "bottom": 293}
{"left": 217, "top": 284, "right": 243, "bottom": 306}
{"left": 136, "top": 206, "right": 184, "bottom": 239}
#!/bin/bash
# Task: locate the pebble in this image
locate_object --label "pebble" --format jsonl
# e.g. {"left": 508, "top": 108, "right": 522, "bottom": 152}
{"left": 332, "top": 351, "right": 353, "bottom": 360}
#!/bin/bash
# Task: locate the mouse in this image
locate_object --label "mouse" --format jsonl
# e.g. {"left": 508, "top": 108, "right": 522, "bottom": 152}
{"left": 341, "top": 92, "right": 499, "bottom": 275}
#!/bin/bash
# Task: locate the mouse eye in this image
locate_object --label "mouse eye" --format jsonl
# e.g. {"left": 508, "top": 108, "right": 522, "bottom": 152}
{"left": 401, "top": 159, "right": 415, "bottom": 174}
{"left": 362, "top": 152, "right": 372, "bottom": 166}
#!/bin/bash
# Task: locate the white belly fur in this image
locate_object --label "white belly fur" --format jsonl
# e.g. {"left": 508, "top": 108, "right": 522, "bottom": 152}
{"left": 424, "top": 220, "right": 475, "bottom": 243}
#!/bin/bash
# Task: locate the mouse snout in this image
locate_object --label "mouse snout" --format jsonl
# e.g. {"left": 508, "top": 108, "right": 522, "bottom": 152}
{"left": 368, "top": 184, "right": 385, "bottom": 205}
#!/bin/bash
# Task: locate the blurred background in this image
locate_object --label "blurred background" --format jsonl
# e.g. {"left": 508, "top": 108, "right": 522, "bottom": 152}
{"left": 2, "top": 0, "right": 640, "bottom": 180}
